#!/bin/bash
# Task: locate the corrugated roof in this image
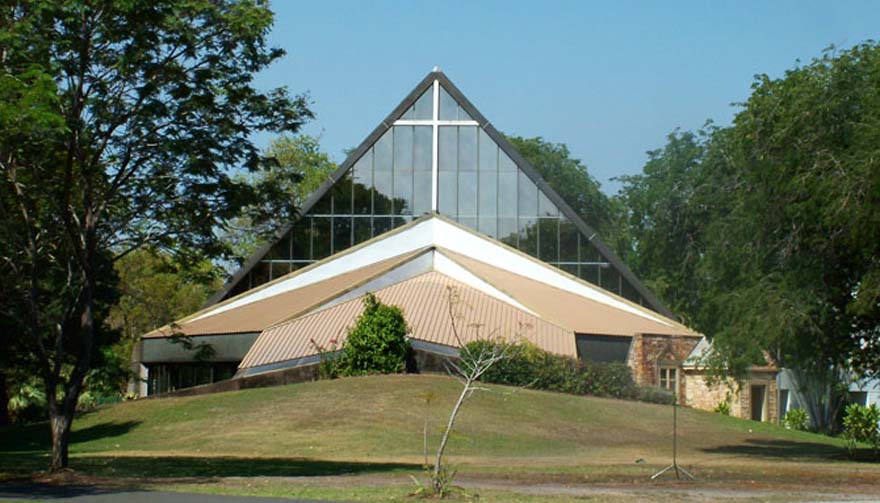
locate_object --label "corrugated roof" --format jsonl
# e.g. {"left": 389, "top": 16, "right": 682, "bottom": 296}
{"left": 240, "top": 271, "right": 575, "bottom": 370}
{"left": 441, "top": 249, "right": 701, "bottom": 338}
{"left": 144, "top": 250, "right": 425, "bottom": 338}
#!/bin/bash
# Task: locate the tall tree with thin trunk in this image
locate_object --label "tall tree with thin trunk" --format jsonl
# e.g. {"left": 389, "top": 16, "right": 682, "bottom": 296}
{"left": 0, "top": 0, "right": 311, "bottom": 471}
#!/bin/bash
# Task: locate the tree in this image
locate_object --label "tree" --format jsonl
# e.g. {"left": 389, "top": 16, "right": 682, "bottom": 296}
{"left": 420, "top": 286, "right": 507, "bottom": 497}
{"left": 703, "top": 43, "right": 880, "bottom": 432}
{"left": 614, "top": 126, "right": 734, "bottom": 324}
{"left": 618, "top": 43, "right": 880, "bottom": 432}
{"left": 223, "top": 134, "right": 337, "bottom": 262}
{"left": 0, "top": 1, "right": 311, "bottom": 470}
{"left": 106, "top": 248, "right": 221, "bottom": 392}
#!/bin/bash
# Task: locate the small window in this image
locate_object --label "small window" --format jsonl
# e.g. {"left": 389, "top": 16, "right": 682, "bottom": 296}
{"left": 659, "top": 367, "right": 678, "bottom": 392}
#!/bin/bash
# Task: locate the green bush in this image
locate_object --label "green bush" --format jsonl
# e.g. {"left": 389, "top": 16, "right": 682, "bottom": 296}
{"left": 462, "top": 340, "right": 665, "bottom": 402}
{"left": 714, "top": 401, "right": 731, "bottom": 416}
{"left": 842, "top": 403, "right": 880, "bottom": 458}
{"left": 637, "top": 386, "right": 676, "bottom": 405}
{"left": 314, "top": 293, "right": 410, "bottom": 377}
{"left": 782, "top": 408, "right": 810, "bottom": 431}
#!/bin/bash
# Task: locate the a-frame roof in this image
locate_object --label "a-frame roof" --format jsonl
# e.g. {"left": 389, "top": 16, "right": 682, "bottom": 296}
{"left": 208, "top": 70, "right": 674, "bottom": 319}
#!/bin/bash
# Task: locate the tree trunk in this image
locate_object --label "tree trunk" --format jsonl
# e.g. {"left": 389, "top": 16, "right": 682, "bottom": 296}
{"left": 433, "top": 378, "right": 471, "bottom": 491}
{"left": 0, "top": 372, "right": 9, "bottom": 427}
{"left": 50, "top": 409, "right": 73, "bottom": 471}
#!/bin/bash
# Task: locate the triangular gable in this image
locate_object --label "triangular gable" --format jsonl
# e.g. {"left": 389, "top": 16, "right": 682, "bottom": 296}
{"left": 208, "top": 70, "right": 673, "bottom": 319}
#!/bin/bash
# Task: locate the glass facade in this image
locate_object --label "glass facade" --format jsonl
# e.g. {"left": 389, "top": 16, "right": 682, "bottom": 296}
{"left": 224, "top": 81, "right": 650, "bottom": 309}
{"left": 147, "top": 362, "right": 239, "bottom": 395}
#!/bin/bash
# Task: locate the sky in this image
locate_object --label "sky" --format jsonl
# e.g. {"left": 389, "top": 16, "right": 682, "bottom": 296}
{"left": 255, "top": 0, "right": 880, "bottom": 195}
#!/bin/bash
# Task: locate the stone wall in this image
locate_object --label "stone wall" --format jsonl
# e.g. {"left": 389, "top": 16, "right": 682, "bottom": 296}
{"left": 628, "top": 333, "right": 701, "bottom": 403}
{"left": 684, "top": 369, "right": 779, "bottom": 423}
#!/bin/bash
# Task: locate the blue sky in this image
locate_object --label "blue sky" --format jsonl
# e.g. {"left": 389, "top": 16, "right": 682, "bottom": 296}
{"left": 256, "top": 0, "right": 879, "bottom": 194}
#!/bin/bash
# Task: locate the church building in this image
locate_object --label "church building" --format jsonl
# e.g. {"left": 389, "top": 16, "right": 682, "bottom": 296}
{"left": 132, "top": 69, "right": 777, "bottom": 422}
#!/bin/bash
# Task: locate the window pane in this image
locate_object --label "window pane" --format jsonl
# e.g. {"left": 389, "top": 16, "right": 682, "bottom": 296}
{"left": 438, "top": 171, "right": 457, "bottom": 217}
{"left": 332, "top": 173, "right": 352, "bottom": 215}
{"left": 352, "top": 152, "right": 372, "bottom": 215}
{"left": 559, "top": 218, "right": 579, "bottom": 262}
{"left": 478, "top": 129, "right": 497, "bottom": 172}
{"left": 313, "top": 190, "right": 332, "bottom": 214}
{"left": 458, "top": 171, "right": 477, "bottom": 217}
{"left": 311, "top": 217, "right": 332, "bottom": 260}
{"left": 621, "top": 279, "right": 642, "bottom": 304}
{"left": 479, "top": 171, "right": 497, "bottom": 218}
{"left": 498, "top": 171, "right": 517, "bottom": 217}
{"left": 538, "top": 190, "right": 559, "bottom": 217}
{"left": 374, "top": 129, "right": 393, "bottom": 172}
{"left": 499, "top": 217, "right": 518, "bottom": 247}
{"left": 393, "top": 126, "right": 413, "bottom": 170}
{"left": 518, "top": 171, "right": 538, "bottom": 217}
{"left": 413, "top": 126, "right": 432, "bottom": 171}
{"left": 580, "top": 264, "right": 599, "bottom": 286}
{"left": 353, "top": 217, "right": 372, "bottom": 245}
{"left": 272, "top": 233, "right": 292, "bottom": 260}
{"left": 438, "top": 127, "right": 456, "bottom": 172}
{"left": 373, "top": 170, "right": 393, "bottom": 214}
{"left": 458, "top": 126, "right": 478, "bottom": 171}
{"left": 409, "top": 87, "right": 433, "bottom": 120}
{"left": 333, "top": 216, "right": 351, "bottom": 253}
{"left": 601, "top": 266, "right": 621, "bottom": 295}
{"left": 373, "top": 216, "right": 392, "bottom": 236}
{"left": 478, "top": 217, "right": 497, "bottom": 238}
{"left": 392, "top": 215, "right": 413, "bottom": 229}
{"left": 439, "top": 86, "right": 457, "bottom": 120}
{"left": 499, "top": 149, "right": 517, "bottom": 171}
{"left": 413, "top": 170, "right": 431, "bottom": 215}
{"left": 393, "top": 168, "right": 413, "bottom": 215}
{"left": 458, "top": 217, "right": 477, "bottom": 232}
{"left": 538, "top": 218, "right": 559, "bottom": 262}
{"left": 438, "top": 85, "right": 472, "bottom": 121}
{"left": 271, "top": 262, "right": 291, "bottom": 279}
{"left": 291, "top": 224, "right": 310, "bottom": 260}
{"left": 519, "top": 217, "right": 538, "bottom": 256}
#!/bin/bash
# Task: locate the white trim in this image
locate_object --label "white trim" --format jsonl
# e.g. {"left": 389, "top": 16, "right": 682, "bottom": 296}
{"left": 395, "top": 119, "right": 479, "bottom": 126}
{"left": 195, "top": 217, "right": 674, "bottom": 326}
{"left": 301, "top": 250, "right": 534, "bottom": 317}
{"left": 433, "top": 252, "right": 536, "bottom": 314}
{"left": 431, "top": 79, "right": 439, "bottom": 211}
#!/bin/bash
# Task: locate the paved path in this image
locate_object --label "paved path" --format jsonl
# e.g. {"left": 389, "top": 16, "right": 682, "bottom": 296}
{"left": 0, "top": 483, "right": 342, "bottom": 503}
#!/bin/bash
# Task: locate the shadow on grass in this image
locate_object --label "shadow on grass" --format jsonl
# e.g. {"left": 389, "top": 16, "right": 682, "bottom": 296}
{"left": 0, "top": 482, "right": 144, "bottom": 499}
{"left": 0, "top": 452, "right": 419, "bottom": 479}
{"left": 0, "top": 420, "right": 141, "bottom": 453}
{"left": 700, "top": 438, "right": 844, "bottom": 460}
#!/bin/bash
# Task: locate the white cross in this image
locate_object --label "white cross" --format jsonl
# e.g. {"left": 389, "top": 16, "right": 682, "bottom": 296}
{"left": 392, "top": 80, "right": 479, "bottom": 212}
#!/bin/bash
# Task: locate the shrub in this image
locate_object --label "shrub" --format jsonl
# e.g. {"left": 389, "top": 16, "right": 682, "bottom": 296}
{"left": 462, "top": 340, "right": 652, "bottom": 401}
{"left": 842, "top": 403, "right": 880, "bottom": 458}
{"left": 782, "top": 408, "right": 810, "bottom": 431}
{"left": 714, "top": 401, "right": 731, "bottom": 416}
{"left": 321, "top": 293, "right": 410, "bottom": 377}
{"left": 637, "top": 386, "right": 676, "bottom": 405}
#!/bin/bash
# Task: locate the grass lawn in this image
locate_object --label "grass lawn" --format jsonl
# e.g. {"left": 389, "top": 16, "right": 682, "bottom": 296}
{"left": 1, "top": 374, "right": 878, "bottom": 501}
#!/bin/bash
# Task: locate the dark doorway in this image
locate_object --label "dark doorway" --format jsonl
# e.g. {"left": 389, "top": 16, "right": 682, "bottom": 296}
{"left": 751, "top": 384, "right": 766, "bottom": 421}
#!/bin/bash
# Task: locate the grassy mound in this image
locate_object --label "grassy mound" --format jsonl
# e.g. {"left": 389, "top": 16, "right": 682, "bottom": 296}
{"left": 0, "top": 374, "right": 849, "bottom": 479}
